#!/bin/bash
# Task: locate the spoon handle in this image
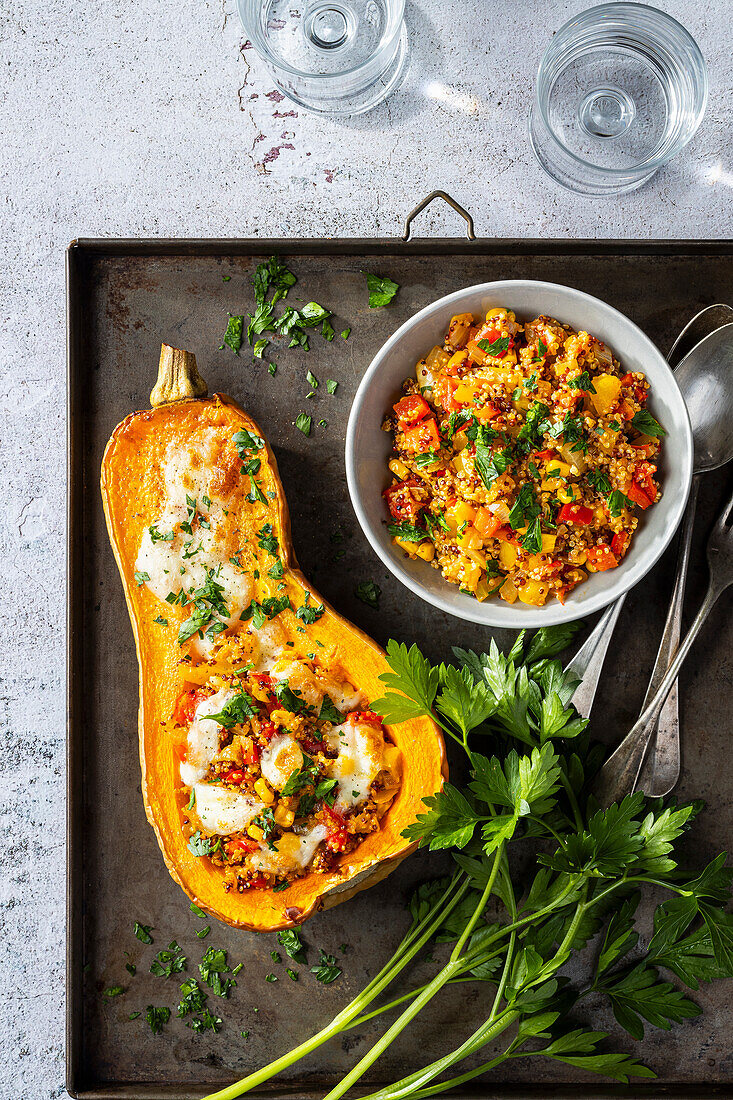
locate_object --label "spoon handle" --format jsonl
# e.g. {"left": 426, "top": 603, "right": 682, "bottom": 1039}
{"left": 636, "top": 476, "right": 700, "bottom": 796}
{"left": 593, "top": 575, "right": 723, "bottom": 807}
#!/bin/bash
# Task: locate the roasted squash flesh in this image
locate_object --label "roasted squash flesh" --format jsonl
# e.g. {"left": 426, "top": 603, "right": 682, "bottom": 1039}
{"left": 101, "top": 347, "right": 446, "bottom": 932}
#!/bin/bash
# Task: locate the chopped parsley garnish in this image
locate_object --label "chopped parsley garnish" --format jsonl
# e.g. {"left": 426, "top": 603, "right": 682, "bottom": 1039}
{"left": 149, "top": 525, "right": 174, "bottom": 543}
{"left": 608, "top": 490, "right": 631, "bottom": 516}
{"left": 322, "top": 318, "right": 335, "bottom": 342}
{"left": 190, "top": 902, "right": 206, "bottom": 917}
{"left": 631, "top": 409, "right": 666, "bottom": 438}
{"left": 586, "top": 469, "right": 612, "bottom": 495}
{"left": 267, "top": 559, "right": 284, "bottom": 579}
{"left": 268, "top": 362, "right": 277, "bottom": 376}
{"left": 134, "top": 922, "right": 154, "bottom": 944}
{"left": 311, "top": 950, "right": 342, "bottom": 984}
{"left": 199, "top": 946, "right": 236, "bottom": 998}
{"left": 341, "top": 328, "right": 351, "bottom": 340}
{"left": 295, "top": 412, "right": 312, "bottom": 437}
{"left": 222, "top": 314, "right": 244, "bottom": 354}
{"left": 207, "top": 690, "right": 259, "bottom": 727}
{"left": 103, "top": 985, "right": 125, "bottom": 998}
{"left": 186, "top": 788, "right": 196, "bottom": 810}
{"left": 233, "top": 427, "right": 264, "bottom": 455}
{"left": 474, "top": 443, "right": 512, "bottom": 490}
{"left": 319, "top": 697, "right": 342, "bottom": 723}
{"left": 257, "top": 523, "right": 279, "bottom": 555}
{"left": 520, "top": 514, "right": 543, "bottom": 555}
{"left": 355, "top": 580, "right": 381, "bottom": 609}
{"left": 266, "top": 973, "right": 278, "bottom": 983}
{"left": 253, "top": 338, "right": 268, "bottom": 359}
{"left": 134, "top": 571, "right": 150, "bottom": 586}
{"left": 187, "top": 831, "right": 214, "bottom": 858}
{"left": 387, "top": 522, "right": 429, "bottom": 542}
{"left": 177, "top": 567, "right": 230, "bottom": 646}
{"left": 508, "top": 483, "right": 541, "bottom": 532}
{"left": 366, "top": 272, "right": 400, "bottom": 308}
{"left": 306, "top": 369, "right": 318, "bottom": 388}
{"left": 295, "top": 591, "right": 325, "bottom": 625}
{"left": 413, "top": 448, "right": 442, "bottom": 468}
{"left": 300, "top": 302, "right": 331, "bottom": 328}
{"left": 253, "top": 807, "right": 278, "bottom": 847}
{"left": 478, "top": 335, "right": 511, "bottom": 356}
{"left": 273, "top": 681, "right": 313, "bottom": 716}
{"left": 277, "top": 929, "right": 307, "bottom": 964}
{"left": 153, "top": 615, "right": 168, "bottom": 626}
{"left": 145, "top": 1005, "right": 171, "bottom": 1034}
{"left": 568, "top": 371, "right": 597, "bottom": 393}
{"left": 532, "top": 336, "right": 548, "bottom": 362}
{"left": 326, "top": 378, "right": 338, "bottom": 395}
{"left": 150, "top": 941, "right": 187, "bottom": 979}
{"left": 287, "top": 968, "right": 299, "bottom": 980}
{"left": 281, "top": 753, "right": 319, "bottom": 796}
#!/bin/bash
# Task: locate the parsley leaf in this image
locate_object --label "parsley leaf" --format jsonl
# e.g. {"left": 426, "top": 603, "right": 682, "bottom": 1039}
{"left": 354, "top": 580, "right": 381, "bottom": 609}
{"left": 387, "top": 522, "right": 429, "bottom": 542}
{"left": 295, "top": 412, "right": 312, "bottom": 437}
{"left": 365, "top": 272, "right": 399, "bottom": 308}
{"left": 631, "top": 409, "right": 666, "bottom": 438}
{"left": 222, "top": 314, "right": 244, "bottom": 354}
{"left": 277, "top": 929, "right": 307, "bottom": 965}
{"left": 311, "top": 949, "right": 342, "bottom": 984}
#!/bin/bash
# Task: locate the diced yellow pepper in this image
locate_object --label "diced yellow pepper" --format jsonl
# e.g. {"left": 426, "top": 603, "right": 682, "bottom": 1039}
{"left": 541, "top": 533, "right": 557, "bottom": 552}
{"left": 447, "top": 501, "right": 477, "bottom": 529}
{"left": 389, "top": 458, "right": 410, "bottom": 480}
{"left": 457, "top": 525, "right": 483, "bottom": 551}
{"left": 274, "top": 803, "right": 295, "bottom": 828}
{"left": 500, "top": 577, "right": 518, "bottom": 603}
{"left": 498, "top": 542, "right": 518, "bottom": 570}
{"left": 416, "top": 541, "right": 435, "bottom": 562}
{"left": 518, "top": 580, "right": 550, "bottom": 606}
{"left": 557, "top": 483, "right": 580, "bottom": 504}
{"left": 446, "top": 350, "right": 468, "bottom": 372}
{"left": 590, "top": 374, "right": 622, "bottom": 416}
{"left": 460, "top": 559, "right": 482, "bottom": 590}
{"left": 453, "top": 382, "right": 479, "bottom": 404}
{"left": 393, "top": 536, "right": 417, "bottom": 556}
{"left": 247, "top": 824, "right": 264, "bottom": 841}
{"left": 254, "top": 778, "right": 274, "bottom": 805}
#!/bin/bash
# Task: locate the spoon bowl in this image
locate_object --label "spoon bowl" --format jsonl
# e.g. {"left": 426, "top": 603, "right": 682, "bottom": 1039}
{"left": 676, "top": 322, "right": 733, "bottom": 473}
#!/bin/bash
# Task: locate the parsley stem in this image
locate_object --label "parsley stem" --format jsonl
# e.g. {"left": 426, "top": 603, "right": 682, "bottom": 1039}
{"left": 559, "top": 770, "right": 583, "bottom": 831}
{"left": 450, "top": 845, "right": 503, "bottom": 962}
{"left": 200, "top": 876, "right": 472, "bottom": 1100}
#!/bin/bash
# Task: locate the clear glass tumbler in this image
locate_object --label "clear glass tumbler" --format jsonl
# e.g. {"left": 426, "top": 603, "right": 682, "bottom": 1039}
{"left": 238, "top": 0, "right": 408, "bottom": 116}
{"left": 529, "top": 3, "right": 708, "bottom": 196}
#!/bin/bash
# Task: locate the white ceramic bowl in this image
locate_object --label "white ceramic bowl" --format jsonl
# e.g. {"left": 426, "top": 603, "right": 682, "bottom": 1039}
{"left": 345, "top": 280, "right": 693, "bottom": 627}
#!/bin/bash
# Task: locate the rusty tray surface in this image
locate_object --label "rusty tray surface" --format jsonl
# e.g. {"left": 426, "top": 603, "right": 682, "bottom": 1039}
{"left": 67, "top": 236, "right": 733, "bottom": 1099}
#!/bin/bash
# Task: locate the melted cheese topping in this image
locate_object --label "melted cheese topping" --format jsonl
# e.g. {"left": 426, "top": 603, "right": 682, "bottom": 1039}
{"left": 248, "top": 619, "right": 288, "bottom": 672}
{"left": 179, "top": 688, "right": 235, "bottom": 787}
{"left": 250, "top": 824, "right": 329, "bottom": 874}
{"left": 135, "top": 431, "right": 253, "bottom": 626}
{"left": 194, "top": 783, "right": 265, "bottom": 834}
{"left": 326, "top": 720, "right": 384, "bottom": 809}
{"left": 260, "top": 733, "right": 304, "bottom": 792}
{"left": 269, "top": 659, "right": 365, "bottom": 713}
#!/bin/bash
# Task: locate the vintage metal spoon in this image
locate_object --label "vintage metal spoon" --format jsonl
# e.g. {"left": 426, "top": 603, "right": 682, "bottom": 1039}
{"left": 568, "top": 305, "right": 733, "bottom": 721}
{"left": 594, "top": 482, "right": 733, "bottom": 807}
{"left": 593, "top": 322, "right": 733, "bottom": 806}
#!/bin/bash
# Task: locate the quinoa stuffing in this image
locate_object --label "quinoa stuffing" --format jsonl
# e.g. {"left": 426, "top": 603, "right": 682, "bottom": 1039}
{"left": 382, "top": 308, "right": 665, "bottom": 606}
{"left": 170, "top": 633, "right": 401, "bottom": 892}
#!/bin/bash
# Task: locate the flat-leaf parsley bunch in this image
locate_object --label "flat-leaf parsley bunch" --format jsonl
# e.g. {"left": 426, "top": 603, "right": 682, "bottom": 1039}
{"left": 203, "top": 625, "right": 733, "bottom": 1100}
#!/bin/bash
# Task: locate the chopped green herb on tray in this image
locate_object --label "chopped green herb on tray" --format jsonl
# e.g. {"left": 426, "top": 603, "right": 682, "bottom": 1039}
{"left": 295, "top": 413, "right": 312, "bottom": 437}
{"left": 354, "top": 580, "right": 381, "bottom": 609}
{"left": 201, "top": 624, "right": 733, "bottom": 1100}
{"left": 366, "top": 272, "right": 400, "bottom": 308}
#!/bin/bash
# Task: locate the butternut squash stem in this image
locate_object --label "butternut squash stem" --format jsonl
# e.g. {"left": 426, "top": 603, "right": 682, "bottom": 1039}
{"left": 320, "top": 851, "right": 504, "bottom": 1100}
{"left": 199, "top": 875, "right": 471, "bottom": 1100}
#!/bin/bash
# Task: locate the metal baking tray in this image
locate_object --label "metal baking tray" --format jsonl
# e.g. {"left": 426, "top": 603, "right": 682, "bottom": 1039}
{"left": 67, "top": 209, "right": 733, "bottom": 1098}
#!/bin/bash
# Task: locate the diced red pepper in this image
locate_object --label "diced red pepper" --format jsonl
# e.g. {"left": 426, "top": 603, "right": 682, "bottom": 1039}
{"left": 222, "top": 768, "right": 246, "bottom": 784}
{"left": 393, "top": 394, "right": 431, "bottom": 427}
{"left": 585, "top": 544, "right": 618, "bottom": 572}
{"left": 301, "top": 736, "right": 327, "bottom": 755}
{"left": 611, "top": 531, "right": 630, "bottom": 559}
{"left": 247, "top": 874, "right": 269, "bottom": 888}
{"left": 433, "top": 376, "right": 461, "bottom": 412}
{"left": 172, "top": 687, "right": 207, "bottom": 727}
{"left": 402, "top": 417, "right": 441, "bottom": 454}
{"left": 621, "top": 373, "right": 646, "bottom": 403}
{"left": 533, "top": 449, "right": 555, "bottom": 460}
{"left": 493, "top": 525, "right": 521, "bottom": 545}
{"left": 558, "top": 503, "right": 594, "bottom": 526}
{"left": 172, "top": 735, "right": 188, "bottom": 764}
{"left": 618, "top": 399, "right": 636, "bottom": 421}
{"left": 225, "top": 837, "right": 258, "bottom": 856}
{"left": 242, "top": 740, "right": 261, "bottom": 765}
{"left": 251, "top": 672, "right": 273, "bottom": 688}
{"left": 627, "top": 463, "right": 657, "bottom": 509}
{"left": 473, "top": 506, "right": 503, "bottom": 539}
{"left": 383, "top": 477, "right": 425, "bottom": 523}
{"left": 260, "top": 720, "right": 276, "bottom": 740}
{"left": 347, "top": 710, "right": 384, "bottom": 727}
{"left": 627, "top": 482, "right": 653, "bottom": 509}
{"left": 323, "top": 805, "right": 349, "bottom": 853}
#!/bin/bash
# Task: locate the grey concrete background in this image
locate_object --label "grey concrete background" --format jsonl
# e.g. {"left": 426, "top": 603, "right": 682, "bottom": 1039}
{"left": 1, "top": 0, "right": 731, "bottom": 1096}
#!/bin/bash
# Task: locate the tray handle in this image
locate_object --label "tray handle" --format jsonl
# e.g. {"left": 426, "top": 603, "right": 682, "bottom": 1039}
{"left": 402, "top": 190, "right": 476, "bottom": 242}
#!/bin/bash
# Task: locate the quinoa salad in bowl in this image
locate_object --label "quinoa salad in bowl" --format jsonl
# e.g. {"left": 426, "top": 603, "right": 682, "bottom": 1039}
{"left": 381, "top": 307, "right": 665, "bottom": 608}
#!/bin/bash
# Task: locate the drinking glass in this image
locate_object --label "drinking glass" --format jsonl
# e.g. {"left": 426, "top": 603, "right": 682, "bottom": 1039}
{"left": 238, "top": 0, "right": 408, "bottom": 116}
{"left": 529, "top": 3, "right": 708, "bottom": 196}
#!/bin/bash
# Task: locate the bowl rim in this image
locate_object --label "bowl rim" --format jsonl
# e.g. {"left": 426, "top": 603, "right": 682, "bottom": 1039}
{"left": 345, "top": 278, "right": 694, "bottom": 627}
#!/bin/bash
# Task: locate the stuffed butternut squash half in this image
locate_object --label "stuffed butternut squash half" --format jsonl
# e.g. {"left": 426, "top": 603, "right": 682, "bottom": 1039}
{"left": 101, "top": 345, "right": 446, "bottom": 932}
